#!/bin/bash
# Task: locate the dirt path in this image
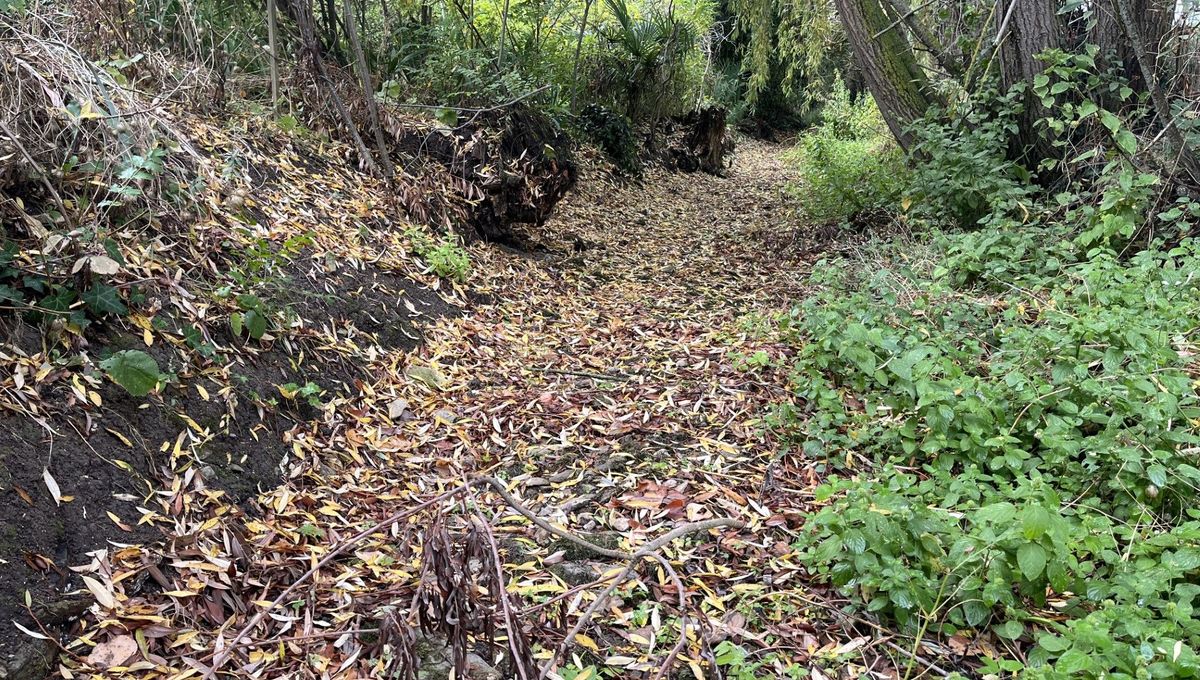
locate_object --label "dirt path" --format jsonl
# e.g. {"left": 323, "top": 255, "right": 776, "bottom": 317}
{"left": 71, "top": 141, "right": 833, "bottom": 679}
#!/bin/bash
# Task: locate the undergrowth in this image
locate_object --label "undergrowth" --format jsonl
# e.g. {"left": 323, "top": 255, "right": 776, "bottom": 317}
{"left": 780, "top": 57, "right": 1200, "bottom": 679}
{"left": 784, "top": 81, "right": 907, "bottom": 225}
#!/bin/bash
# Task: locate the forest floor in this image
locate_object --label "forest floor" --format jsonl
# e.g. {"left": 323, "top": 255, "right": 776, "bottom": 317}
{"left": 30, "top": 140, "right": 898, "bottom": 679}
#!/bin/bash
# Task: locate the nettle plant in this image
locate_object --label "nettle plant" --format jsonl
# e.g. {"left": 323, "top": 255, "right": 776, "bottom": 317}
{"left": 786, "top": 232, "right": 1200, "bottom": 676}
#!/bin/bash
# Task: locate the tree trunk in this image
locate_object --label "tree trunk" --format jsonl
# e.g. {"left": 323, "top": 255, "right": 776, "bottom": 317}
{"left": 295, "top": 0, "right": 378, "bottom": 174}
{"left": 833, "top": 0, "right": 943, "bottom": 149}
{"left": 498, "top": 0, "right": 512, "bottom": 68}
{"left": 996, "top": 0, "right": 1065, "bottom": 163}
{"left": 1091, "top": 0, "right": 1173, "bottom": 99}
{"left": 1113, "top": 0, "right": 1199, "bottom": 181}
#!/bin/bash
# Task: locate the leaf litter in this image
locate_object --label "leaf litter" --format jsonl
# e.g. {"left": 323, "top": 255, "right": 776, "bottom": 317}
{"left": 39, "top": 139, "right": 875, "bottom": 679}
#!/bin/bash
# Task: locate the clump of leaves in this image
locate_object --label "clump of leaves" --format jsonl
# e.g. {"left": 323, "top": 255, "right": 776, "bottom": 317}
{"left": 230, "top": 293, "right": 270, "bottom": 340}
{"left": 278, "top": 381, "right": 324, "bottom": 408}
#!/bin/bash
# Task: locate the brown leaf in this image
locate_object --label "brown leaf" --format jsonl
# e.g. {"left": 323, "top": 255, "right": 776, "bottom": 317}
{"left": 86, "top": 634, "right": 138, "bottom": 668}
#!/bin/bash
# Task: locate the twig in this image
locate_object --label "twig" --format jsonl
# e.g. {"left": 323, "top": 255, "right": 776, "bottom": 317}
{"left": 0, "top": 120, "right": 72, "bottom": 230}
{"left": 465, "top": 480, "right": 533, "bottom": 680}
{"left": 538, "top": 367, "right": 634, "bottom": 382}
{"left": 884, "top": 640, "right": 953, "bottom": 678}
{"left": 646, "top": 552, "right": 689, "bottom": 680}
{"left": 871, "top": 0, "right": 935, "bottom": 40}
{"left": 390, "top": 84, "right": 552, "bottom": 115}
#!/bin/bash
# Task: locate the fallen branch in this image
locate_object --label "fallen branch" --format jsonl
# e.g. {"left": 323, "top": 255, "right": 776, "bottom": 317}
{"left": 210, "top": 476, "right": 742, "bottom": 679}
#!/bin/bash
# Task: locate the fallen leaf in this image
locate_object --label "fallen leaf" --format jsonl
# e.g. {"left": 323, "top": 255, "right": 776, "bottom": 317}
{"left": 81, "top": 575, "right": 117, "bottom": 609}
{"left": 42, "top": 468, "right": 61, "bottom": 506}
{"left": 86, "top": 634, "right": 139, "bottom": 668}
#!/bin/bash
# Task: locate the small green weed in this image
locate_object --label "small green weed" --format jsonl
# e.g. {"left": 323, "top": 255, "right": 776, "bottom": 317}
{"left": 405, "top": 227, "right": 471, "bottom": 282}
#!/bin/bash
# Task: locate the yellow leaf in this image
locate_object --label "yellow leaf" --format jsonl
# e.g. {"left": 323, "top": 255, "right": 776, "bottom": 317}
{"left": 575, "top": 634, "right": 599, "bottom": 652}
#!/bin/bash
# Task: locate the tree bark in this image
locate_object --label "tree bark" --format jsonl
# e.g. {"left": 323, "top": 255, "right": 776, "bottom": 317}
{"left": 833, "top": 0, "right": 943, "bottom": 149}
{"left": 1091, "top": 0, "right": 1173, "bottom": 98}
{"left": 1113, "top": 0, "right": 1199, "bottom": 180}
{"left": 996, "top": 0, "right": 1065, "bottom": 163}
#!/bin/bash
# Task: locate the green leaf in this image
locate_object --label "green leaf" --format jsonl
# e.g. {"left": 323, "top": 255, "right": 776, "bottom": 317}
{"left": 1056, "top": 649, "right": 1093, "bottom": 674}
{"left": 976, "top": 501, "right": 1016, "bottom": 524}
{"left": 995, "top": 620, "right": 1025, "bottom": 640}
{"left": 100, "top": 350, "right": 161, "bottom": 397}
{"left": 1148, "top": 464, "right": 1168, "bottom": 488}
{"left": 243, "top": 309, "right": 267, "bottom": 339}
{"left": 1098, "top": 109, "right": 1120, "bottom": 133}
{"left": 82, "top": 284, "right": 127, "bottom": 316}
{"left": 230, "top": 311, "right": 244, "bottom": 337}
{"left": 435, "top": 107, "right": 459, "bottom": 127}
{"left": 1022, "top": 505, "right": 1052, "bottom": 540}
{"left": 1037, "top": 634, "right": 1071, "bottom": 653}
{"left": 1017, "top": 543, "right": 1047, "bottom": 581}
{"left": 237, "top": 293, "right": 263, "bottom": 311}
{"left": 1114, "top": 129, "right": 1137, "bottom": 155}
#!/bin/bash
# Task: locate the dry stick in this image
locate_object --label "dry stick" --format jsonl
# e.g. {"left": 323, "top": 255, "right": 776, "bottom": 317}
{"left": 568, "top": 0, "right": 594, "bottom": 113}
{"left": 343, "top": 0, "right": 394, "bottom": 178}
{"left": 878, "top": 0, "right": 963, "bottom": 78}
{"left": 538, "top": 367, "right": 634, "bottom": 382}
{"left": 465, "top": 480, "right": 533, "bottom": 680}
{"left": 645, "top": 552, "right": 689, "bottom": 680}
{"left": 267, "top": 0, "right": 279, "bottom": 105}
{"left": 0, "top": 120, "right": 73, "bottom": 230}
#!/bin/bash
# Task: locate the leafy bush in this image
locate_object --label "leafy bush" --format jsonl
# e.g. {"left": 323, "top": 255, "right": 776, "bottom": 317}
{"left": 905, "top": 90, "right": 1035, "bottom": 229}
{"left": 786, "top": 83, "right": 907, "bottom": 224}
{"left": 579, "top": 104, "right": 640, "bottom": 174}
{"left": 783, "top": 229, "right": 1200, "bottom": 676}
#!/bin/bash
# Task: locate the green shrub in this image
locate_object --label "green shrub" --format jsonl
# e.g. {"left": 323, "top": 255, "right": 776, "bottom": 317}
{"left": 786, "top": 83, "right": 907, "bottom": 224}
{"left": 905, "top": 90, "right": 1035, "bottom": 229}
{"left": 579, "top": 104, "right": 640, "bottom": 174}
{"left": 784, "top": 230, "right": 1200, "bottom": 677}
